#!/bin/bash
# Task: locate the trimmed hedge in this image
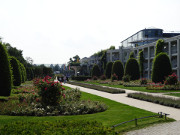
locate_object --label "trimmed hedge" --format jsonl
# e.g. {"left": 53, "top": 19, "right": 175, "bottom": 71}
{"left": 9, "top": 57, "right": 22, "bottom": 86}
{"left": 128, "top": 93, "right": 180, "bottom": 108}
{"left": 71, "top": 76, "right": 91, "bottom": 81}
{"left": 105, "top": 62, "right": 113, "bottom": 79}
{"left": 125, "top": 58, "right": 140, "bottom": 80}
{"left": 111, "top": 60, "right": 124, "bottom": 80}
{"left": 68, "top": 81, "right": 125, "bottom": 94}
{"left": 0, "top": 42, "right": 12, "bottom": 96}
{"left": 155, "top": 39, "right": 164, "bottom": 56}
{"left": 152, "top": 52, "right": 172, "bottom": 83}
{"left": 26, "top": 67, "right": 34, "bottom": 81}
{"left": 138, "top": 50, "right": 144, "bottom": 78}
{"left": 0, "top": 120, "right": 115, "bottom": 135}
{"left": 92, "top": 64, "right": 101, "bottom": 77}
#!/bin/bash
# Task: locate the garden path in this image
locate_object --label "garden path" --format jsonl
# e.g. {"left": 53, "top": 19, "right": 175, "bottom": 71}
{"left": 63, "top": 83, "right": 180, "bottom": 121}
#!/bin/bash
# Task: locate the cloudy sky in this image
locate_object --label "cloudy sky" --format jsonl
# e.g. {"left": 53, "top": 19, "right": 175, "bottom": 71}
{"left": 0, "top": 0, "right": 180, "bottom": 64}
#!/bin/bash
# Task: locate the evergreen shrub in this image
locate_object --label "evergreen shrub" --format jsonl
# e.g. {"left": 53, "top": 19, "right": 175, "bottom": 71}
{"left": 105, "top": 62, "right": 113, "bottom": 79}
{"left": 125, "top": 58, "right": 140, "bottom": 80}
{"left": 155, "top": 39, "right": 164, "bottom": 56}
{"left": 9, "top": 57, "right": 22, "bottom": 86}
{"left": 0, "top": 42, "right": 12, "bottom": 96}
{"left": 111, "top": 60, "right": 124, "bottom": 80}
{"left": 92, "top": 64, "right": 101, "bottom": 77}
{"left": 152, "top": 52, "right": 172, "bottom": 83}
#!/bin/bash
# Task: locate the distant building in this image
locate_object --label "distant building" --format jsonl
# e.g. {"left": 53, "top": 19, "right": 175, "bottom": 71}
{"left": 107, "top": 28, "right": 180, "bottom": 80}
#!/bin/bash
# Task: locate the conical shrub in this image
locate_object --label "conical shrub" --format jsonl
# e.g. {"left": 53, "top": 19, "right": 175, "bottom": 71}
{"left": 105, "top": 62, "right": 113, "bottom": 79}
{"left": 0, "top": 42, "right": 12, "bottom": 96}
{"left": 111, "top": 60, "right": 124, "bottom": 80}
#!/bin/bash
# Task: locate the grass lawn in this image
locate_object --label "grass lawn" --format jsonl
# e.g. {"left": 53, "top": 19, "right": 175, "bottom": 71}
{"left": 77, "top": 81, "right": 180, "bottom": 93}
{"left": 165, "top": 93, "right": 180, "bottom": 97}
{"left": 0, "top": 91, "right": 174, "bottom": 134}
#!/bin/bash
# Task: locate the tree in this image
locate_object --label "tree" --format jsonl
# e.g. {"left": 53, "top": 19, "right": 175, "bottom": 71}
{"left": 26, "top": 67, "right": 34, "bottom": 81}
{"left": 91, "top": 64, "right": 101, "bottom": 77}
{"left": 111, "top": 60, "right": 124, "bottom": 80}
{"left": 152, "top": 52, "right": 172, "bottom": 83}
{"left": 0, "top": 42, "right": 12, "bottom": 96}
{"left": 105, "top": 62, "right": 113, "bottom": 79}
{"left": 9, "top": 57, "right": 22, "bottom": 86}
{"left": 109, "top": 46, "right": 115, "bottom": 50}
{"left": 125, "top": 58, "right": 140, "bottom": 80}
{"left": 54, "top": 64, "right": 60, "bottom": 71}
{"left": 155, "top": 39, "right": 164, "bottom": 56}
{"left": 138, "top": 50, "right": 144, "bottom": 78}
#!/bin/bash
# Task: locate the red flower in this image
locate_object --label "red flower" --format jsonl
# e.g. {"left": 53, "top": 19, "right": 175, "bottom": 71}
{"left": 45, "top": 87, "right": 47, "bottom": 91}
{"left": 62, "top": 87, "right": 65, "bottom": 90}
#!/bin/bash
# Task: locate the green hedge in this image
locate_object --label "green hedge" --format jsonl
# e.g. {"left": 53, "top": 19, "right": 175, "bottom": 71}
{"left": 0, "top": 120, "right": 115, "bottom": 135}
{"left": 105, "top": 62, "right": 113, "bottom": 79}
{"left": 0, "top": 42, "right": 12, "bottom": 96}
{"left": 92, "top": 64, "right": 101, "bottom": 77}
{"left": 111, "top": 60, "right": 124, "bottom": 80}
{"left": 152, "top": 52, "right": 172, "bottom": 83}
{"left": 71, "top": 76, "right": 91, "bottom": 81}
{"left": 125, "top": 58, "right": 140, "bottom": 80}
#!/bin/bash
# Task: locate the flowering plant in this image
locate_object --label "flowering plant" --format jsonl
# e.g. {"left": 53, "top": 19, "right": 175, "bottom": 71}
{"left": 140, "top": 78, "right": 147, "bottom": 85}
{"left": 164, "top": 73, "right": 178, "bottom": 85}
{"left": 34, "top": 76, "right": 65, "bottom": 106}
{"left": 111, "top": 73, "right": 118, "bottom": 81}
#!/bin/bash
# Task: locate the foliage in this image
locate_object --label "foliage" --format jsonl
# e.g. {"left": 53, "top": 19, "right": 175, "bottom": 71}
{"left": 100, "top": 75, "right": 106, "bottom": 80}
{"left": 152, "top": 52, "right": 172, "bottom": 83}
{"left": 129, "top": 51, "right": 134, "bottom": 58}
{"left": 71, "top": 76, "right": 91, "bottom": 81}
{"left": 19, "top": 63, "right": 26, "bottom": 83}
{"left": 92, "top": 76, "right": 98, "bottom": 80}
{"left": 125, "top": 58, "right": 140, "bottom": 80}
{"left": 111, "top": 73, "right": 118, "bottom": 81}
{"left": 34, "top": 76, "right": 64, "bottom": 106}
{"left": 128, "top": 93, "right": 180, "bottom": 108}
{"left": 0, "top": 120, "right": 116, "bottom": 135}
{"left": 164, "top": 73, "right": 178, "bottom": 85}
{"left": 68, "top": 81, "right": 125, "bottom": 94}
{"left": 68, "top": 55, "right": 80, "bottom": 66}
{"left": 9, "top": 57, "right": 22, "bottom": 86}
{"left": 26, "top": 67, "right": 34, "bottom": 81}
{"left": 138, "top": 50, "right": 144, "bottom": 78}
{"left": 140, "top": 78, "right": 148, "bottom": 85}
{"left": 122, "top": 75, "right": 131, "bottom": 82}
{"left": 105, "top": 62, "right": 113, "bottom": 79}
{"left": 0, "top": 42, "right": 12, "bottom": 96}
{"left": 109, "top": 45, "right": 115, "bottom": 50}
{"left": 111, "top": 60, "right": 124, "bottom": 80}
{"left": 92, "top": 64, "right": 101, "bottom": 77}
{"left": 155, "top": 39, "right": 164, "bottom": 56}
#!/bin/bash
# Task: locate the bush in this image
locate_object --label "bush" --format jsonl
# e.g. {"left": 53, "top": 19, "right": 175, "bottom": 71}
{"left": 92, "top": 76, "right": 98, "bottom": 80}
{"left": 100, "top": 75, "right": 106, "bottom": 80}
{"left": 129, "top": 51, "right": 134, "bottom": 58}
{"left": 124, "top": 58, "right": 140, "bottom": 80}
{"left": 92, "top": 64, "right": 101, "bottom": 77}
{"left": 111, "top": 73, "right": 118, "bottom": 81}
{"left": 0, "top": 120, "right": 115, "bottom": 135}
{"left": 20, "top": 63, "right": 27, "bottom": 83}
{"left": 122, "top": 75, "right": 130, "bottom": 82}
{"left": 111, "top": 60, "right": 124, "bottom": 80}
{"left": 105, "top": 62, "right": 113, "bottom": 79}
{"left": 138, "top": 50, "right": 144, "bottom": 78}
{"left": 164, "top": 73, "right": 178, "bottom": 85}
{"left": 71, "top": 76, "right": 91, "bottom": 81}
{"left": 9, "top": 57, "right": 22, "bottom": 86}
{"left": 26, "top": 67, "right": 34, "bottom": 81}
{"left": 140, "top": 78, "right": 147, "bottom": 85}
{"left": 152, "top": 52, "right": 172, "bottom": 83}
{"left": 35, "top": 76, "right": 64, "bottom": 106}
{"left": 155, "top": 39, "right": 164, "bottom": 56}
{"left": 0, "top": 42, "right": 12, "bottom": 96}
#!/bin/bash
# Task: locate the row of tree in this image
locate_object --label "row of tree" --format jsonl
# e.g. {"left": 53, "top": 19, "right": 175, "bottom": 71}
{"left": 91, "top": 39, "right": 172, "bottom": 83}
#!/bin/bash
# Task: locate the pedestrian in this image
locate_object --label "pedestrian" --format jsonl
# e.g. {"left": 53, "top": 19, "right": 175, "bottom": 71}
{"left": 63, "top": 76, "right": 66, "bottom": 84}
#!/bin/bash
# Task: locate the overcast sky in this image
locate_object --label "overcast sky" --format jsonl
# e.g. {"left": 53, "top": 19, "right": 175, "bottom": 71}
{"left": 0, "top": 0, "right": 180, "bottom": 64}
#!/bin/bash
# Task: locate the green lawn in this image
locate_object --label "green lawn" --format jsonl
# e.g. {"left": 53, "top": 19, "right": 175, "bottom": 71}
{"left": 78, "top": 81, "right": 180, "bottom": 93}
{"left": 0, "top": 91, "right": 174, "bottom": 134}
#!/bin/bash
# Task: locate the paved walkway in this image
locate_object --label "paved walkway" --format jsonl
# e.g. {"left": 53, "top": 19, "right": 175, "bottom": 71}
{"left": 63, "top": 83, "right": 180, "bottom": 134}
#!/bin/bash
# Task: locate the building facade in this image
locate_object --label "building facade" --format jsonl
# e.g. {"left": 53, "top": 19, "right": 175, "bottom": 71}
{"left": 107, "top": 34, "right": 180, "bottom": 80}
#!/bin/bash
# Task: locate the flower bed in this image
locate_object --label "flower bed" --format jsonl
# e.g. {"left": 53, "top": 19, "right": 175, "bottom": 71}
{"left": 127, "top": 93, "right": 180, "bottom": 108}
{"left": 0, "top": 76, "right": 107, "bottom": 116}
{"left": 68, "top": 81, "right": 125, "bottom": 94}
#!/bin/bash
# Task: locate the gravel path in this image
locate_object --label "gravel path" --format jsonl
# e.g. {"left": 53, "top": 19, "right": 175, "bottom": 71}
{"left": 125, "top": 121, "right": 180, "bottom": 135}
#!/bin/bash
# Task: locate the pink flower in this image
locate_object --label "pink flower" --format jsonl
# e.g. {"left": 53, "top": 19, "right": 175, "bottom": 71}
{"left": 45, "top": 87, "right": 47, "bottom": 91}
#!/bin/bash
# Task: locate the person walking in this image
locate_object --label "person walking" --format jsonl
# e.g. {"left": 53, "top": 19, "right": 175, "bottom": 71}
{"left": 63, "top": 76, "right": 66, "bottom": 84}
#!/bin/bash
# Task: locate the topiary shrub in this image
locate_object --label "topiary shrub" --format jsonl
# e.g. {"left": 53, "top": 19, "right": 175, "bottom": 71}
{"left": 129, "top": 51, "right": 134, "bottom": 58}
{"left": 100, "top": 74, "right": 106, "bottom": 80}
{"left": 111, "top": 73, "right": 118, "bottom": 81}
{"left": 111, "top": 60, "right": 124, "bottom": 80}
{"left": 122, "top": 75, "right": 130, "bottom": 82}
{"left": 124, "top": 58, "right": 140, "bottom": 80}
{"left": 138, "top": 50, "right": 144, "bottom": 78}
{"left": 9, "top": 57, "right": 22, "bottom": 86}
{"left": 164, "top": 73, "right": 178, "bottom": 85}
{"left": 26, "top": 67, "right": 34, "bottom": 80}
{"left": 152, "top": 52, "right": 172, "bottom": 83}
{"left": 91, "top": 64, "right": 101, "bottom": 77}
{"left": 0, "top": 42, "right": 12, "bottom": 96}
{"left": 155, "top": 39, "right": 164, "bottom": 56}
{"left": 19, "top": 63, "right": 26, "bottom": 83}
{"left": 105, "top": 62, "right": 113, "bottom": 79}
